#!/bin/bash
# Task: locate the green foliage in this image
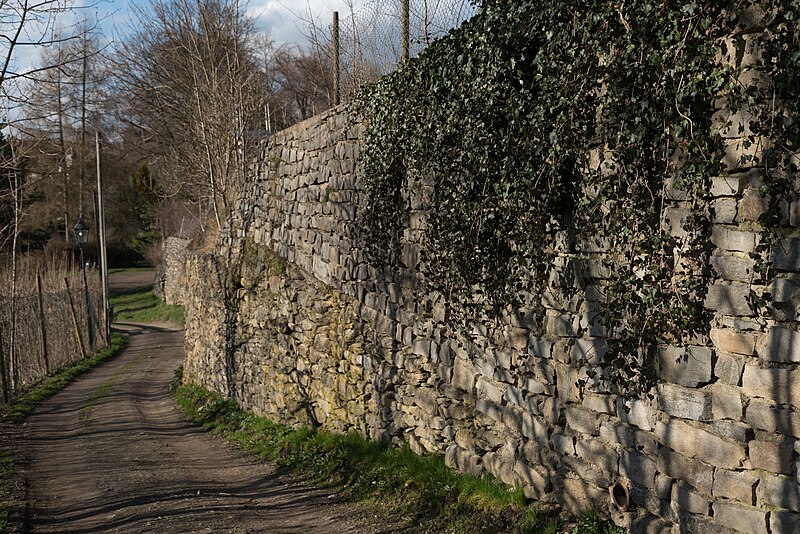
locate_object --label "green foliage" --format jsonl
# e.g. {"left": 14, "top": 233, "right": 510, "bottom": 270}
{"left": 177, "top": 383, "right": 616, "bottom": 533}
{"left": 572, "top": 510, "right": 627, "bottom": 534}
{"left": 357, "top": 0, "right": 800, "bottom": 395}
{"left": 110, "top": 289, "right": 185, "bottom": 325}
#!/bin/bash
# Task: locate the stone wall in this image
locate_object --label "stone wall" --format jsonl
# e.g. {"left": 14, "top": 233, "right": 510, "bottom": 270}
{"left": 155, "top": 237, "right": 191, "bottom": 305}
{"left": 181, "top": 28, "right": 800, "bottom": 534}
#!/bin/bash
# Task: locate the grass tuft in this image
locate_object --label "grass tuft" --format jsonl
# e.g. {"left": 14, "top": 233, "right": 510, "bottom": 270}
{"left": 175, "top": 382, "right": 623, "bottom": 533}
{"left": 110, "top": 289, "right": 185, "bottom": 326}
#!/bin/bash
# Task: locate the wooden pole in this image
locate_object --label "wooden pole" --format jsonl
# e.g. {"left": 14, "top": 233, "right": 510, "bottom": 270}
{"left": 96, "top": 131, "right": 110, "bottom": 344}
{"left": 65, "top": 277, "right": 87, "bottom": 360}
{"left": 402, "top": 0, "right": 409, "bottom": 61}
{"left": 0, "top": 329, "right": 10, "bottom": 403}
{"left": 332, "top": 11, "right": 340, "bottom": 106}
{"left": 36, "top": 274, "right": 50, "bottom": 374}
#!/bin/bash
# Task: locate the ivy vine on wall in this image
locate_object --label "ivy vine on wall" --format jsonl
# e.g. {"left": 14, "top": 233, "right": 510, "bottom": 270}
{"left": 356, "top": 0, "right": 800, "bottom": 396}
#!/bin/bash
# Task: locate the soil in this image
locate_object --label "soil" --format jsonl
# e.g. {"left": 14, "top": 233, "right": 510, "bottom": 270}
{"left": 8, "top": 271, "right": 402, "bottom": 533}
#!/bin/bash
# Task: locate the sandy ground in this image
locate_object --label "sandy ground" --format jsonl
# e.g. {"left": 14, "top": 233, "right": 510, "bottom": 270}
{"left": 10, "top": 271, "right": 400, "bottom": 533}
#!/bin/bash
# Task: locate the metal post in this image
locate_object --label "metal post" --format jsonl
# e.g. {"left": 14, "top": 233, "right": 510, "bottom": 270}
{"left": 332, "top": 11, "right": 340, "bottom": 106}
{"left": 402, "top": 0, "right": 410, "bottom": 61}
{"left": 79, "top": 243, "right": 95, "bottom": 352}
{"left": 95, "top": 132, "right": 110, "bottom": 343}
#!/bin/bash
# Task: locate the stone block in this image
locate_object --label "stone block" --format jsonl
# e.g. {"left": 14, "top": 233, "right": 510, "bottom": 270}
{"left": 663, "top": 207, "right": 692, "bottom": 238}
{"left": 749, "top": 439, "right": 794, "bottom": 474}
{"left": 713, "top": 501, "right": 769, "bottom": 534}
{"left": 705, "top": 283, "right": 753, "bottom": 316}
{"left": 521, "top": 412, "right": 548, "bottom": 443}
{"left": 757, "top": 472, "right": 800, "bottom": 512}
{"left": 413, "top": 386, "right": 439, "bottom": 414}
{"left": 772, "top": 510, "right": 800, "bottom": 534}
{"left": 545, "top": 312, "right": 579, "bottom": 337}
{"left": 658, "top": 448, "right": 713, "bottom": 495}
{"left": 710, "top": 174, "right": 748, "bottom": 196}
{"left": 656, "top": 383, "right": 712, "bottom": 421}
{"left": 722, "top": 136, "right": 769, "bottom": 172}
{"left": 737, "top": 189, "right": 769, "bottom": 222}
{"left": 582, "top": 392, "right": 615, "bottom": 415}
{"left": 600, "top": 421, "right": 637, "bottom": 449}
{"left": 555, "top": 363, "right": 581, "bottom": 403}
{"left": 745, "top": 399, "right": 800, "bottom": 438}
{"left": 712, "top": 197, "right": 738, "bottom": 224}
{"left": 616, "top": 398, "right": 655, "bottom": 431}
{"left": 655, "top": 419, "right": 746, "bottom": 469}
{"left": 671, "top": 482, "right": 709, "bottom": 516}
{"left": 711, "top": 226, "right": 759, "bottom": 253}
{"left": 710, "top": 253, "right": 754, "bottom": 281}
{"left": 452, "top": 356, "right": 477, "bottom": 392}
{"left": 476, "top": 377, "right": 505, "bottom": 405}
{"left": 558, "top": 478, "right": 606, "bottom": 516}
{"left": 514, "top": 460, "right": 548, "bottom": 498}
{"left": 759, "top": 325, "right": 800, "bottom": 363}
{"left": 575, "top": 437, "right": 618, "bottom": 475}
{"left": 774, "top": 238, "right": 800, "bottom": 271}
{"left": 551, "top": 432, "right": 575, "bottom": 456}
{"left": 708, "top": 383, "right": 744, "bottom": 421}
{"left": 572, "top": 338, "right": 607, "bottom": 366}
{"left": 712, "top": 468, "right": 758, "bottom": 504}
{"left": 714, "top": 352, "right": 744, "bottom": 385}
{"left": 565, "top": 405, "right": 600, "bottom": 436}
{"left": 619, "top": 449, "right": 657, "bottom": 490}
{"left": 741, "top": 364, "right": 800, "bottom": 405}
{"left": 710, "top": 328, "right": 759, "bottom": 355}
{"left": 657, "top": 345, "right": 712, "bottom": 387}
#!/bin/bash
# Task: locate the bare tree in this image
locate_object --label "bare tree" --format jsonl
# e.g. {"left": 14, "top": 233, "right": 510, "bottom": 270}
{"left": 114, "top": 0, "right": 268, "bottom": 233}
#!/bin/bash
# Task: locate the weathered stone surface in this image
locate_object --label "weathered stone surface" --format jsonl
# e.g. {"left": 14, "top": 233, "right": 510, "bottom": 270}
{"left": 564, "top": 405, "right": 600, "bottom": 436}
{"left": 705, "top": 283, "right": 753, "bottom": 316}
{"left": 655, "top": 419, "right": 746, "bottom": 469}
{"left": 773, "top": 238, "right": 800, "bottom": 271}
{"left": 749, "top": 439, "right": 794, "bottom": 474}
{"left": 658, "top": 448, "right": 713, "bottom": 495}
{"left": 757, "top": 472, "right": 800, "bottom": 511}
{"left": 671, "top": 482, "right": 709, "bottom": 516}
{"left": 656, "top": 383, "right": 712, "bottom": 421}
{"left": 445, "top": 444, "right": 482, "bottom": 477}
{"left": 745, "top": 399, "right": 800, "bottom": 437}
{"left": 711, "top": 226, "right": 759, "bottom": 253}
{"left": 708, "top": 383, "right": 743, "bottom": 421}
{"left": 710, "top": 328, "right": 759, "bottom": 355}
{"left": 616, "top": 398, "right": 655, "bottom": 432}
{"left": 742, "top": 364, "right": 800, "bottom": 405}
{"left": 759, "top": 325, "right": 800, "bottom": 363}
{"left": 619, "top": 449, "right": 657, "bottom": 490}
{"left": 657, "top": 345, "right": 712, "bottom": 387}
{"left": 737, "top": 188, "right": 769, "bottom": 221}
{"left": 712, "top": 468, "right": 758, "bottom": 504}
{"left": 714, "top": 352, "right": 744, "bottom": 385}
{"left": 713, "top": 500, "right": 769, "bottom": 534}
{"left": 710, "top": 253, "right": 754, "bottom": 281}
{"left": 575, "top": 437, "right": 618, "bottom": 475}
{"left": 772, "top": 510, "right": 800, "bottom": 534}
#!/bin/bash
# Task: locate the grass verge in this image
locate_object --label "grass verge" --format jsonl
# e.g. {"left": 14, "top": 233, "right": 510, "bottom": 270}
{"left": 111, "top": 289, "right": 185, "bottom": 326}
{"left": 0, "top": 332, "right": 128, "bottom": 532}
{"left": 175, "top": 380, "right": 625, "bottom": 533}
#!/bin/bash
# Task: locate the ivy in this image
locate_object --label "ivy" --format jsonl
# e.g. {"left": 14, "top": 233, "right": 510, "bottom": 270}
{"left": 356, "top": 0, "right": 800, "bottom": 396}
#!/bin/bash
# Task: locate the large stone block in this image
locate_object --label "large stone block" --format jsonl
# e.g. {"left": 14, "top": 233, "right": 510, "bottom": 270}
{"left": 656, "top": 383, "right": 712, "bottom": 421}
{"left": 671, "top": 482, "right": 709, "bottom": 516}
{"left": 772, "top": 510, "right": 800, "bottom": 534}
{"left": 757, "top": 472, "right": 800, "bottom": 512}
{"left": 657, "top": 448, "right": 713, "bottom": 495}
{"left": 657, "top": 345, "right": 712, "bottom": 387}
{"left": 655, "top": 419, "right": 746, "bottom": 469}
{"left": 565, "top": 405, "right": 601, "bottom": 436}
{"left": 711, "top": 226, "right": 759, "bottom": 253}
{"left": 741, "top": 364, "right": 800, "bottom": 406}
{"left": 575, "top": 437, "right": 618, "bottom": 475}
{"left": 773, "top": 238, "right": 800, "bottom": 271}
{"left": 710, "top": 253, "right": 755, "bottom": 281}
{"left": 749, "top": 439, "right": 794, "bottom": 474}
{"left": 452, "top": 356, "right": 477, "bottom": 392}
{"left": 619, "top": 449, "right": 657, "bottom": 490}
{"left": 710, "top": 328, "right": 759, "bottom": 355}
{"left": 759, "top": 325, "right": 800, "bottom": 363}
{"left": 713, "top": 501, "right": 769, "bottom": 534}
{"left": 705, "top": 283, "right": 753, "bottom": 316}
{"left": 445, "top": 444, "right": 482, "bottom": 477}
{"left": 714, "top": 352, "right": 744, "bottom": 385}
{"left": 712, "top": 468, "right": 758, "bottom": 504}
{"left": 616, "top": 398, "right": 655, "bottom": 432}
{"left": 745, "top": 399, "right": 800, "bottom": 438}
{"left": 708, "top": 383, "right": 744, "bottom": 421}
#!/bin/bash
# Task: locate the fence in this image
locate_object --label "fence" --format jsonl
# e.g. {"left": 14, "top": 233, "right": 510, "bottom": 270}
{"left": 331, "top": 0, "right": 478, "bottom": 102}
{"left": 0, "top": 259, "right": 106, "bottom": 400}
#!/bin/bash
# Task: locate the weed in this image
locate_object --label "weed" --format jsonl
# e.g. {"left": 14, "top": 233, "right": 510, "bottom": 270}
{"left": 110, "top": 289, "right": 185, "bottom": 326}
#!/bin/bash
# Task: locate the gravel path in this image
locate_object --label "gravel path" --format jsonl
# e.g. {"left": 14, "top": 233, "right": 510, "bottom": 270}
{"left": 13, "top": 271, "right": 397, "bottom": 533}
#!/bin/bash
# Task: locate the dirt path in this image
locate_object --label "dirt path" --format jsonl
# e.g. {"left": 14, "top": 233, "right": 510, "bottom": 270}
{"left": 14, "top": 272, "right": 397, "bottom": 533}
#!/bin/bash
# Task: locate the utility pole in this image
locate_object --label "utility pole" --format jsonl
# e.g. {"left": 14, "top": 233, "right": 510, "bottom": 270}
{"left": 95, "top": 131, "right": 110, "bottom": 343}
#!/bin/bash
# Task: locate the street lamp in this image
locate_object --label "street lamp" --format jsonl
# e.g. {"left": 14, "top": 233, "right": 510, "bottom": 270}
{"left": 73, "top": 218, "right": 95, "bottom": 351}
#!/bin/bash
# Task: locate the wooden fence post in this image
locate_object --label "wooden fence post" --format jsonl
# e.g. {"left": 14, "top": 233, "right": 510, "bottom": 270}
{"left": 0, "top": 329, "right": 9, "bottom": 403}
{"left": 64, "top": 278, "right": 87, "bottom": 360}
{"left": 36, "top": 274, "right": 50, "bottom": 374}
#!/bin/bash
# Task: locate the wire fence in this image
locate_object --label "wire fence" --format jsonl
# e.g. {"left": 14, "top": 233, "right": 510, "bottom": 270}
{"left": 0, "top": 258, "right": 106, "bottom": 400}
{"left": 333, "top": 0, "right": 478, "bottom": 102}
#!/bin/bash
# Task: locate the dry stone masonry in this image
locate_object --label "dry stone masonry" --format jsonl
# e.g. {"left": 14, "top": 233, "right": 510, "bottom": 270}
{"left": 179, "top": 15, "right": 800, "bottom": 534}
